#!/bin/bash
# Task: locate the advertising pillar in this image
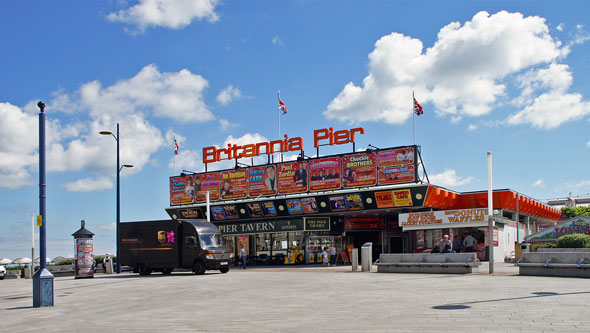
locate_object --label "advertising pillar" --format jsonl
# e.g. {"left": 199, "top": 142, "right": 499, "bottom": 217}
{"left": 72, "top": 220, "right": 95, "bottom": 279}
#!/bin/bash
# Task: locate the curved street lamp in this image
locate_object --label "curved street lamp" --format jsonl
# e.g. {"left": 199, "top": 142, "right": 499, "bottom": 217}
{"left": 100, "top": 123, "right": 133, "bottom": 273}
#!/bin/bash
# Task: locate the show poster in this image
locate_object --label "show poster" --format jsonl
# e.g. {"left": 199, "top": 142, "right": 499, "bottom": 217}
{"left": 220, "top": 170, "right": 248, "bottom": 200}
{"left": 262, "top": 201, "right": 278, "bottom": 216}
{"left": 342, "top": 153, "right": 377, "bottom": 188}
{"left": 246, "top": 203, "right": 264, "bottom": 218}
{"left": 286, "top": 199, "right": 304, "bottom": 214}
{"left": 169, "top": 176, "right": 194, "bottom": 205}
{"left": 248, "top": 165, "right": 277, "bottom": 197}
{"left": 377, "top": 147, "right": 414, "bottom": 167}
{"left": 237, "top": 235, "right": 249, "bottom": 255}
{"left": 375, "top": 190, "right": 395, "bottom": 208}
{"left": 210, "top": 206, "right": 226, "bottom": 220}
{"left": 301, "top": 197, "right": 319, "bottom": 213}
{"left": 277, "top": 161, "right": 308, "bottom": 194}
{"left": 378, "top": 164, "right": 415, "bottom": 184}
{"left": 195, "top": 172, "right": 220, "bottom": 202}
{"left": 393, "top": 189, "right": 413, "bottom": 207}
{"left": 329, "top": 195, "right": 347, "bottom": 211}
{"left": 75, "top": 238, "right": 94, "bottom": 277}
{"left": 223, "top": 205, "right": 239, "bottom": 219}
{"left": 309, "top": 157, "right": 341, "bottom": 191}
{"left": 345, "top": 193, "right": 363, "bottom": 210}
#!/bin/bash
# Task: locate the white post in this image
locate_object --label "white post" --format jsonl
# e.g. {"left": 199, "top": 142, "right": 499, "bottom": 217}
{"left": 206, "top": 191, "right": 210, "bottom": 222}
{"left": 516, "top": 193, "right": 520, "bottom": 243}
{"left": 487, "top": 151, "right": 494, "bottom": 274}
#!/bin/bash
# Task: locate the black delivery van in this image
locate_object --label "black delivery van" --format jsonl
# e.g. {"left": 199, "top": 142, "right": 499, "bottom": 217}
{"left": 120, "top": 219, "right": 233, "bottom": 275}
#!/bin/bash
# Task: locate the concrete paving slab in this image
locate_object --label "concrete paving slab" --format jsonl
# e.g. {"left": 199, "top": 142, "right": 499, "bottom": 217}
{"left": 0, "top": 263, "right": 589, "bottom": 332}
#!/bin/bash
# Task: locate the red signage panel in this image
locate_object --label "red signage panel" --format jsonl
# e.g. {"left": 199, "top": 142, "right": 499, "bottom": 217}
{"left": 309, "top": 157, "right": 341, "bottom": 191}
{"left": 278, "top": 161, "right": 308, "bottom": 194}
{"left": 195, "top": 172, "right": 220, "bottom": 202}
{"left": 220, "top": 170, "right": 248, "bottom": 200}
{"left": 342, "top": 153, "right": 377, "bottom": 188}
{"left": 248, "top": 165, "right": 277, "bottom": 197}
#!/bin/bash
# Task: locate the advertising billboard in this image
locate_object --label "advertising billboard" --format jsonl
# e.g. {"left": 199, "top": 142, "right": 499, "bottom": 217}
{"left": 194, "top": 172, "right": 220, "bottom": 202}
{"left": 170, "top": 175, "right": 195, "bottom": 205}
{"left": 378, "top": 147, "right": 415, "bottom": 184}
{"left": 248, "top": 165, "right": 277, "bottom": 197}
{"left": 342, "top": 152, "right": 377, "bottom": 188}
{"left": 277, "top": 161, "right": 308, "bottom": 195}
{"left": 220, "top": 170, "right": 248, "bottom": 200}
{"left": 309, "top": 157, "right": 341, "bottom": 191}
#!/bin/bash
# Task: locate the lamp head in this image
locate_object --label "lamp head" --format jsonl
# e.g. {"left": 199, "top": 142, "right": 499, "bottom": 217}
{"left": 122, "top": 164, "right": 133, "bottom": 168}
{"left": 99, "top": 131, "right": 113, "bottom": 136}
{"left": 37, "top": 101, "right": 45, "bottom": 113}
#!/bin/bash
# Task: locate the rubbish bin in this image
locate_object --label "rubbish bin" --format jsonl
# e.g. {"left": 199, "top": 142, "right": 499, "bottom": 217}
{"left": 105, "top": 256, "right": 114, "bottom": 274}
{"left": 361, "top": 242, "right": 373, "bottom": 272}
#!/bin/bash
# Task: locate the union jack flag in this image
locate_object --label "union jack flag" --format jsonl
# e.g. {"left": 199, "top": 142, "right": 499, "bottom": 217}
{"left": 413, "top": 97, "right": 423, "bottom": 116}
{"left": 278, "top": 95, "right": 287, "bottom": 115}
{"left": 174, "top": 138, "right": 179, "bottom": 155}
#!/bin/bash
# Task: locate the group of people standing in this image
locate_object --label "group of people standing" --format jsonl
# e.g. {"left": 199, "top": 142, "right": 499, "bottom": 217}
{"left": 436, "top": 233, "right": 478, "bottom": 253}
{"left": 320, "top": 245, "right": 337, "bottom": 266}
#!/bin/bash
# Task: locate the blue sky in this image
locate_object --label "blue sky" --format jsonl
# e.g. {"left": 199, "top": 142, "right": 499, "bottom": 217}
{"left": 1, "top": 0, "right": 590, "bottom": 260}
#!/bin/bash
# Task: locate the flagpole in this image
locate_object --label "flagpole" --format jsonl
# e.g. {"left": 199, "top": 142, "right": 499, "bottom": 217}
{"left": 173, "top": 137, "right": 176, "bottom": 175}
{"left": 412, "top": 91, "right": 416, "bottom": 146}
{"left": 278, "top": 90, "right": 282, "bottom": 162}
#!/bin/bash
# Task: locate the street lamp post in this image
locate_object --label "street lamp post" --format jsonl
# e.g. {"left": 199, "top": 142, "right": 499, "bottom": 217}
{"left": 100, "top": 123, "right": 133, "bottom": 274}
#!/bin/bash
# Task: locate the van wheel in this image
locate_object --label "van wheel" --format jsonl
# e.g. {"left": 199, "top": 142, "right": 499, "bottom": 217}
{"left": 138, "top": 265, "right": 152, "bottom": 276}
{"left": 162, "top": 268, "right": 173, "bottom": 275}
{"left": 220, "top": 267, "right": 230, "bottom": 274}
{"left": 193, "top": 262, "right": 206, "bottom": 275}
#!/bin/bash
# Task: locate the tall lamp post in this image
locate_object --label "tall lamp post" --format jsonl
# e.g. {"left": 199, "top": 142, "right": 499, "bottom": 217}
{"left": 100, "top": 123, "right": 133, "bottom": 273}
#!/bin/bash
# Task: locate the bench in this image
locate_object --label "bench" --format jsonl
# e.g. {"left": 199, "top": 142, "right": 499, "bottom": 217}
{"left": 516, "top": 252, "right": 590, "bottom": 278}
{"left": 376, "top": 253, "right": 481, "bottom": 274}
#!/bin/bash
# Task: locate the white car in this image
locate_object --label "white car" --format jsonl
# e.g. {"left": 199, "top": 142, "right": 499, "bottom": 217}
{"left": 0, "top": 265, "right": 6, "bottom": 280}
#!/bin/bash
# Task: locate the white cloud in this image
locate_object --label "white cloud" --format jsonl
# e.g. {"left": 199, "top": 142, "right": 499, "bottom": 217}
{"left": 429, "top": 169, "right": 474, "bottom": 187}
{"left": 272, "top": 36, "right": 283, "bottom": 45}
{"left": 507, "top": 91, "right": 590, "bottom": 129}
{"left": 324, "top": 11, "right": 569, "bottom": 126}
{"left": 0, "top": 65, "right": 216, "bottom": 190}
{"left": 467, "top": 124, "right": 478, "bottom": 131}
{"left": 75, "top": 64, "right": 213, "bottom": 123}
{"left": 556, "top": 23, "right": 564, "bottom": 31}
{"left": 169, "top": 149, "right": 202, "bottom": 172}
{"left": 96, "top": 223, "right": 116, "bottom": 231}
{"left": 107, "top": 0, "right": 220, "bottom": 32}
{"left": 565, "top": 179, "right": 590, "bottom": 189}
{"left": 532, "top": 179, "right": 545, "bottom": 187}
{"left": 219, "top": 118, "right": 238, "bottom": 131}
{"left": 64, "top": 177, "right": 113, "bottom": 192}
{"left": 216, "top": 85, "right": 242, "bottom": 106}
{"left": 586, "top": 140, "right": 590, "bottom": 148}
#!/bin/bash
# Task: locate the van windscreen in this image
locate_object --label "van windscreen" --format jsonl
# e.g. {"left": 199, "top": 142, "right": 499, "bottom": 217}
{"left": 199, "top": 234, "right": 225, "bottom": 248}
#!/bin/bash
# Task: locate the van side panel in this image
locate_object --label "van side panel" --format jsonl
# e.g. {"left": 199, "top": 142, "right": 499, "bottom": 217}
{"left": 120, "top": 220, "right": 181, "bottom": 269}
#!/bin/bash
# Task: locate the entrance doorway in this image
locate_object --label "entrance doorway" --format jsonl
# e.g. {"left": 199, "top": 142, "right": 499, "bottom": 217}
{"left": 351, "top": 231, "right": 382, "bottom": 260}
{"left": 389, "top": 236, "right": 407, "bottom": 253}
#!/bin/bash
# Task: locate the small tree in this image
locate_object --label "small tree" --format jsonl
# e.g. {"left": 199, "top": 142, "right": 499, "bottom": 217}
{"left": 561, "top": 206, "right": 590, "bottom": 219}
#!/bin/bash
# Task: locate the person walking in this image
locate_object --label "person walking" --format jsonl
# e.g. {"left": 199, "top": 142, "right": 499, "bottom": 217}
{"left": 452, "top": 235, "right": 462, "bottom": 253}
{"left": 321, "top": 247, "right": 329, "bottom": 267}
{"left": 240, "top": 245, "right": 247, "bottom": 269}
{"left": 463, "top": 233, "right": 477, "bottom": 252}
{"left": 329, "top": 245, "right": 337, "bottom": 266}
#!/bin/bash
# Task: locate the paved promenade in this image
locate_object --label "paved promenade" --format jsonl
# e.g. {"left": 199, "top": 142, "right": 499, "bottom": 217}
{"left": 1, "top": 263, "right": 589, "bottom": 332}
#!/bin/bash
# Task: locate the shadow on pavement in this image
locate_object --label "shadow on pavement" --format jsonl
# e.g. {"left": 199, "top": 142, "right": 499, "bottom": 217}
{"left": 432, "top": 290, "right": 590, "bottom": 310}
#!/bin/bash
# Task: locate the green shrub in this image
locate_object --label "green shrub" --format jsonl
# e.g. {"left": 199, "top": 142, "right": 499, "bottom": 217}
{"left": 556, "top": 234, "right": 590, "bottom": 248}
{"left": 54, "top": 259, "right": 73, "bottom": 265}
{"left": 542, "top": 243, "right": 557, "bottom": 248}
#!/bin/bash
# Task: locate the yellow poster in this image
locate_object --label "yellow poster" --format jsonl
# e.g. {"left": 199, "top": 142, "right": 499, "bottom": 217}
{"left": 393, "top": 189, "right": 413, "bottom": 206}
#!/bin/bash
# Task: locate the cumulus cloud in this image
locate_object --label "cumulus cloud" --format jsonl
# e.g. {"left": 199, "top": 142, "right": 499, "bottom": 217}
{"left": 429, "top": 169, "right": 474, "bottom": 187}
{"left": 169, "top": 149, "right": 202, "bottom": 172}
{"left": 0, "top": 65, "right": 216, "bottom": 190}
{"left": 586, "top": 140, "right": 590, "bottom": 148}
{"left": 107, "top": 0, "right": 220, "bottom": 32}
{"left": 64, "top": 177, "right": 113, "bottom": 192}
{"left": 467, "top": 124, "right": 478, "bottom": 131}
{"left": 324, "top": 11, "right": 588, "bottom": 129}
{"left": 272, "top": 36, "right": 283, "bottom": 45}
{"left": 216, "top": 85, "right": 242, "bottom": 106}
{"left": 532, "top": 179, "right": 545, "bottom": 187}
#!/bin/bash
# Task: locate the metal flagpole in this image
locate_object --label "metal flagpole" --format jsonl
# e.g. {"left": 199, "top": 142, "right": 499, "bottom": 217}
{"left": 412, "top": 91, "right": 416, "bottom": 146}
{"left": 278, "top": 90, "right": 282, "bottom": 162}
